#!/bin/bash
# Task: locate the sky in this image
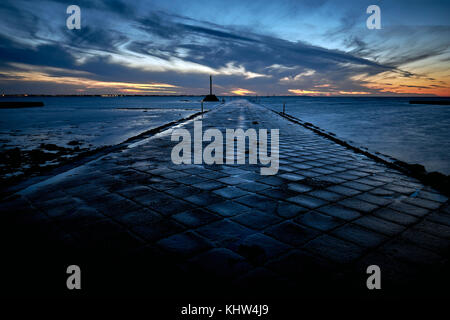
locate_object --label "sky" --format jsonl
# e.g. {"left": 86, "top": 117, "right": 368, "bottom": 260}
{"left": 0, "top": 0, "right": 449, "bottom": 96}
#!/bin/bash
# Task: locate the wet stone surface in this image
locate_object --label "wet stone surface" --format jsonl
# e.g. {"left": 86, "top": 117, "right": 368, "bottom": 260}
{"left": 0, "top": 100, "right": 449, "bottom": 296}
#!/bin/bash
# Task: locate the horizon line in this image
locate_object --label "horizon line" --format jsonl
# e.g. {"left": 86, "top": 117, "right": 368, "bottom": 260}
{"left": 1, "top": 94, "right": 448, "bottom": 98}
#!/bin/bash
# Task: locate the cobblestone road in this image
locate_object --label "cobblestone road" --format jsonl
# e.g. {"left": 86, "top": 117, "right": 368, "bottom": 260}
{"left": 1, "top": 100, "right": 449, "bottom": 297}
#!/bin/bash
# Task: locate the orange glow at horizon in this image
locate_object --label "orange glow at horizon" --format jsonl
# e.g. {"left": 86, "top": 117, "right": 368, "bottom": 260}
{"left": 288, "top": 89, "right": 371, "bottom": 96}
{"left": 231, "top": 88, "right": 256, "bottom": 95}
{"left": 288, "top": 89, "right": 331, "bottom": 96}
{"left": 0, "top": 66, "right": 180, "bottom": 94}
{"left": 355, "top": 67, "right": 450, "bottom": 96}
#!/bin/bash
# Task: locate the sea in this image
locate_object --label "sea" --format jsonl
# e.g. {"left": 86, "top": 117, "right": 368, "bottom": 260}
{"left": 1, "top": 96, "right": 449, "bottom": 175}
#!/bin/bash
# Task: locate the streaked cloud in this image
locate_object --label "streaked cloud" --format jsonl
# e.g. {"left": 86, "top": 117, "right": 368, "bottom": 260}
{"left": 0, "top": 0, "right": 448, "bottom": 96}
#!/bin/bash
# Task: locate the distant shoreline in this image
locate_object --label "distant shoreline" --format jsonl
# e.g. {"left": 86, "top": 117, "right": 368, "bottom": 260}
{"left": 0, "top": 101, "right": 44, "bottom": 108}
{"left": 1, "top": 94, "right": 449, "bottom": 98}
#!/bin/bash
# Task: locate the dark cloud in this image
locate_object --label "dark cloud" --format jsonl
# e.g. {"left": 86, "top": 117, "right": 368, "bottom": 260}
{"left": 0, "top": 0, "right": 447, "bottom": 95}
{"left": 0, "top": 34, "right": 76, "bottom": 69}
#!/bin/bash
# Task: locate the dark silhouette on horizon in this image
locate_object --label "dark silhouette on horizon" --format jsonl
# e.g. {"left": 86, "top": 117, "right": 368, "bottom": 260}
{"left": 203, "top": 75, "right": 219, "bottom": 102}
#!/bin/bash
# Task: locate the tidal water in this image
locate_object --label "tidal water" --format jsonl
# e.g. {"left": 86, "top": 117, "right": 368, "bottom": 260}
{"left": 259, "top": 96, "right": 450, "bottom": 175}
{"left": 0, "top": 96, "right": 218, "bottom": 151}
{"left": 1, "top": 96, "right": 449, "bottom": 175}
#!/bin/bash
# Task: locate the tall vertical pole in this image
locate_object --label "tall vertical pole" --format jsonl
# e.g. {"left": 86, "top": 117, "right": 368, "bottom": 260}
{"left": 201, "top": 101, "right": 204, "bottom": 113}
{"left": 283, "top": 102, "right": 285, "bottom": 114}
{"left": 209, "top": 75, "right": 212, "bottom": 95}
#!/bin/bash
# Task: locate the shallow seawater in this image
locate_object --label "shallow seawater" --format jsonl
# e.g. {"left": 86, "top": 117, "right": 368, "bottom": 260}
{"left": 0, "top": 96, "right": 219, "bottom": 150}
{"left": 259, "top": 96, "right": 450, "bottom": 175}
{"left": 1, "top": 96, "right": 449, "bottom": 176}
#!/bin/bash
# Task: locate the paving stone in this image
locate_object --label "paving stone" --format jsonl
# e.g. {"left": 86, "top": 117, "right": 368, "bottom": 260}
{"left": 174, "top": 175, "right": 209, "bottom": 185}
{"left": 166, "top": 185, "right": 203, "bottom": 198}
{"left": 416, "top": 190, "right": 448, "bottom": 203}
{"left": 341, "top": 181, "right": 374, "bottom": 192}
{"left": 278, "top": 173, "right": 305, "bottom": 181}
{"left": 256, "top": 176, "right": 285, "bottom": 186}
{"left": 290, "top": 163, "right": 313, "bottom": 170}
{"left": 134, "top": 191, "right": 172, "bottom": 207}
{"left": 148, "top": 167, "right": 174, "bottom": 176}
{"left": 402, "top": 197, "right": 442, "bottom": 210}
{"left": 369, "top": 188, "right": 395, "bottom": 197}
{"left": 53, "top": 206, "right": 106, "bottom": 232}
{"left": 332, "top": 172, "right": 360, "bottom": 181}
{"left": 35, "top": 196, "right": 80, "bottom": 216}
{"left": 298, "top": 171, "right": 321, "bottom": 178}
{"left": 278, "top": 166, "right": 297, "bottom": 173}
{"left": 237, "top": 182, "right": 271, "bottom": 192}
{"left": 185, "top": 192, "right": 225, "bottom": 206}
{"left": 198, "top": 170, "right": 228, "bottom": 180}
{"left": 172, "top": 208, "right": 220, "bottom": 228}
{"left": 191, "top": 180, "right": 224, "bottom": 191}
{"left": 232, "top": 211, "right": 282, "bottom": 230}
{"left": 354, "top": 192, "right": 392, "bottom": 206}
{"left": 287, "top": 194, "right": 327, "bottom": 209}
{"left": 317, "top": 204, "right": 361, "bottom": 221}
{"left": 116, "top": 185, "right": 153, "bottom": 199}
{"left": 383, "top": 184, "right": 417, "bottom": 195}
{"left": 353, "top": 215, "right": 405, "bottom": 236}
{"left": 235, "top": 233, "right": 291, "bottom": 262}
{"left": 256, "top": 188, "right": 296, "bottom": 200}
{"left": 161, "top": 171, "right": 190, "bottom": 180}
{"left": 345, "top": 170, "right": 370, "bottom": 178}
{"left": 157, "top": 231, "right": 213, "bottom": 258}
{"left": 317, "top": 176, "right": 346, "bottom": 185}
{"left": 239, "top": 172, "right": 265, "bottom": 181}
{"left": 294, "top": 211, "right": 344, "bottom": 231}
{"left": 338, "top": 198, "right": 379, "bottom": 213}
{"left": 264, "top": 221, "right": 320, "bottom": 247}
{"left": 149, "top": 179, "right": 181, "bottom": 191}
{"left": 212, "top": 186, "right": 249, "bottom": 199}
{"left": 220, "top": 167, "right": 248, "bottom": 176}
{"left": 307, "top": 190, "right": 344, "bottom": 202}
{"left": 235, "top": 194, "right": 279, "bottom": 212}
{"left": 91, "top": 194, "right": 143, "bottom": 217}
{"left": 332, "top": 223, "right": 388, "bottom": 248}
{"left": 276, "top": 202, "right": 308, "bottom": 218}
{"left": 218, "top": 176, "right": 250, "bottom": 185}
{"left": 206, "top": 200, "right": 252, "bottom": 217}
{"left": 426, "top": 211, "right": 450, "bottom": 227}
{"left": 196, "top": 220, "right": 257, "bottom": 244}
{"left": 303, "top": 235, "right": 365, "bottom": 264}
{"left": 327, "top": 185, "right": 361, "bottom": 196}
{"left": 3, "top": 100, "right": 450, "bottom": 292}
{"left": 155, "top": 198, "right": 195, "bottom": 216}
{"left": 388, "top": 201, "right": 429, "bottom": 217}
{"left": 111, "top": 207, "right": 162, "bottom": 227}
{"left": 354, "top": 178, "right": 386, "bottom": 187}
{"left": 310, "top": 167, "right": 335, "bottom": 175}
{"left": 132, "top": 219, "right": 185, "bottom": 242}
{"left": 413, "top": 220, "right": 450, "bottom": 239}
{"left": 372, "top": 207, "right": 419, "bottom": 226}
